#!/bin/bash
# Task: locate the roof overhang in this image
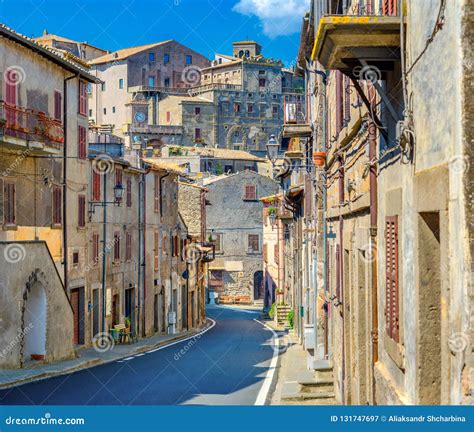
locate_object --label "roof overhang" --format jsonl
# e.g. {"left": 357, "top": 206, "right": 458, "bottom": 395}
{"left": 311, "top": 15, "right": 401, "bottom": 72}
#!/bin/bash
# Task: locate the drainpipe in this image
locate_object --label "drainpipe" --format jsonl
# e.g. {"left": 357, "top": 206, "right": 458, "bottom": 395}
{"left": 137, "top": 174, "right": 143, "bottom": 337}
{"left": 142, "top": 174, "right": 147, "bottom": 337}
{"left": 101, "top": 171, "right": 107, "bottom": 333}
{"left": 62, "top": 74, "right": 78, "bottom": 292}
{"left": 368, "top": 84, "right": 379, "bottom": 404}
{"left": 338, "top": 155, "right": 345, "bottom": 403}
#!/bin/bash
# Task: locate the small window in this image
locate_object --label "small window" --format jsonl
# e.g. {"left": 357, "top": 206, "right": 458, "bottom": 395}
{"left": 126, "top": 178, "right": 132, "bottom": 207}
{"left": 53, "top": 90, "right": 62, "bottom": 121}
{"left": 195, "top": 107, "right": 201, "bottom": 115}
{"left": 247, "top": 104, "right": 253, "bottom": 113}
{"left": 224, "top": 164, "right": 233, "bottom": 174}
{"left": 103, "top": 108, "right": 107, "bottom": 115}
{"left": 113, "top": 231, "right": 121, "bottom": 262}
{"left": 243, "top": 184, "right": 257, "bottom": 200}
{"left": 259, "top": 78, "right": 266, "bottom": 87}
{"left": 88, "top": 109, "right": 92, "bottom": 117}
{"left": 233, "top": 103, "right": 240, "bottom": 113}
{"left": 101, "top": 82, "right": 106, "bottom": 91}
{"left": 148, "top": 76, "right": 155, "bottom": 87}
{"left": 78, "top": 195, "right": 86, "bottom": 228}
{"left": 211, "top": 233, "right": 222, "bottom": 253}
{"left": 78, "top": 80, "right": 87, "bottom": 115}
{"left": 72, "top": 251, "right": 79, "bottom": 266}
{"left": 248, "top": 93, "right": 253, "bottom": 98}
{"left": 112, "top": 107, "right": 116, "bottom": 113}
{"left": 164, "top": 78, "right": 170, "bottom": 87}
{"left": 166, "top": 111, "right": 171, "bottom": 122}
{"left": 125, "top": 232, "right": 132, "bottom": 261}
{"left": 258, "top": 70, "right": 265, "bottom": 76}
{"left": 78, "top": 125, "right": 87, "bottom": 159}
{"left": 3, "top": 182, "right": 16, "bottom": 225}
{"left": 272, "top": 106, "right": 278, "bottom": 114}
{"left": 194, "top": 128, "right": 201, "bottom": 140}
{"left": 164, "top": 53, "right": 170, "bottom": 64}
{"left": 52, "top": 186, "right": 62, "bottom": 225}
{"left": 149, "top": 52, "right": 155, "bottom": 62}
{"left": 186, "top": 55, "right": 192, "bottom": 65}
{"left": 118, "top": 78, "right": 124, "bottom": 89}
{"left": 248, "top": 234, "right": 259, "bottom": 253}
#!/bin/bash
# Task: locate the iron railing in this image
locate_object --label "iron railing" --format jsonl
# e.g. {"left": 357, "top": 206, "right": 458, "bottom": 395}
{"left": 0, "top": 101, "right": 64, "bottom": 149}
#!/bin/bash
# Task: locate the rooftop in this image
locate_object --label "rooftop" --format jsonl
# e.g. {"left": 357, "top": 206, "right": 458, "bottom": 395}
{"left": 164, "top": 145, "right": 266, "bottom": 162}
{"left": 142, "top": 157, "right": 187, "bottom": 175}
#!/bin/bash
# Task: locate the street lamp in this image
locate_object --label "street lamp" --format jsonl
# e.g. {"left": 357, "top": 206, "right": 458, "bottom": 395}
{"left": 268, "top": 211, "right": 277, "bottom": 227}
{"left": 266, "top": 134, "right": 279, "bottom": 166}
{"left": 113, "top": 182, "right": 124, "bottom": 204}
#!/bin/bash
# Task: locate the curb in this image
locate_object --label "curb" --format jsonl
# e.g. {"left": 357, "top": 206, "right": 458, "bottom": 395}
{"left": 0, "top": 321, "right": 211, "bottom": 390}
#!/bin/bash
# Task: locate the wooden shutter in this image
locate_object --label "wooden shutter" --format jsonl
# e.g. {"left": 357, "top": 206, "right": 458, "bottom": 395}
{"left": 78, "top": 126, "right": 86, "bottom": 159}
{"left": 344, "top": 75, "right": 351, "bottom": 124}
{"left": 4, "top": 183, "right": 16, "bottom": 225}
{"left": 385, "top": 216, "right": 399, "bottom": 342}
{"left": 154, "top": 231, "right": 159, "bottom": 270}
{"left": 54, "top": 90, "right": 62, "bottom": 121}
{"left": 115, "top": 167, "right": 122, "bottom": 186}
{"left": 335, "top": 244, "right": 341, "bottom": 299}
{"left": 126, "top": 178, "right": 132, "bottom": 207}
{"left": 114, "top": 232, "right": 120, "bottom": 261}
{"left": 92, "top": 170, "right": 101, "bottom": 201}
{"left": 125, "top": 232, "right": 132, "bottom": 261}
{"left": 304, "top": 173, "right": 312, "bottom": 219}
{"left": 78, "top": 80, "right": 87, "bottom": 115}
{"left": 263, "top": 243, "right": 268, "bottom": 262}
{"left": 248, "top": 234, "right": 259, "bottom": 252}
{"left": 274, "top": 244, "right": 279, "bottom": 265}
{"left": 335, "top": 71, "right": 344, "bottom": 134}
{"left": 244, "top": 184, "right": 256, "bottom": 200}
{"left": 382, "top": 0, "right": 397, "bottom": 16}
{"left": 78, "top": 195, "right": 86, "bottom": 227}
{"left": 92, "top": 233, "right": 99, "bottom": 264}
{"left": 154, "top": 174, "right": 160, "bottom": 212}
{"left": 53, "top": 186, "right": 62, "bottom": 224}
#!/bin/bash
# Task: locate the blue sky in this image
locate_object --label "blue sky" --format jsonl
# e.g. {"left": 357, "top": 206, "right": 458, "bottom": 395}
{"left": 0, "top": 0, "right": 310, "bottom": 66}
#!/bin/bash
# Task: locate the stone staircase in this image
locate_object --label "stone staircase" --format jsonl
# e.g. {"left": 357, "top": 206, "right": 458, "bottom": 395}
{"left": 275, "top": 305, "right": 291, "bottom": 326}
{"left": 281, "top": 360, "right": 337, "bottom": 404}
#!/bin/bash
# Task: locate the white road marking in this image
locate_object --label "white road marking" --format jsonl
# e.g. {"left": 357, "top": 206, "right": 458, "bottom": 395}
{"left": 134, "top": 353, "right": 145, "bottom": 357}
{"left": 122, "top": 357, "right": 135, "bottom": 361}
{"left": 253, "top": 318, "right": 279, "bottom": 406}
{"left": 215, "top": 305, "right": 260, "bottom": 314}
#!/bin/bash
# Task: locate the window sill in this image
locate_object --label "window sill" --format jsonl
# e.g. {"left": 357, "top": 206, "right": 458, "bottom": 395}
{"left": 50, "top": 223, "right": 62, "bottom": 230}
{"left": 384, "top": 333, "right": 405, "bottom": 371}
{"left": 2, "top": 224, "right": 18, "bottom": 231}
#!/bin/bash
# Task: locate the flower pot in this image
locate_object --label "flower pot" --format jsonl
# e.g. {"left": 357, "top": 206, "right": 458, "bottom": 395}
{"left": 313, "top": 152, "right": 326, "bottom": 167}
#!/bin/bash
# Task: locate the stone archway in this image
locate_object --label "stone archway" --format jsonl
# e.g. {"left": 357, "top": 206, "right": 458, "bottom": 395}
{"left": 226, "top": 124, "right": 248, "bottom": 150}
{"left": 21, "top": 270, "right": 48, "bottom": 366}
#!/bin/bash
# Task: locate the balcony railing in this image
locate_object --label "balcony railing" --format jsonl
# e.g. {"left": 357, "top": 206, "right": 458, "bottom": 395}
{"left": 129, "top": 83, "right": 242, "bottom": 96}
{"left": 315, "top": 0, "right": 400, "bottom": 19}
{"left": 283, "top": 94, "right": 306, "bottom": 125}
{"left": 127, "top": 124, "right": 184, "bottom": 136}
{"left": 0, "top": 101, "right": 64, "bottom": 149}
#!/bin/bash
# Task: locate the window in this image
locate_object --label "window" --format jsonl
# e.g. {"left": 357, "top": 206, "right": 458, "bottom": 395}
{"left": 263, "top": 244, "right": 268, "bottom": 262}
{"left": 248, "top": 93, "right": 253, "bottom": 98}
{"left": 126, "top": 178, "right": 132, "bottom": 207}
{"left": 149, "top": 52, "right": 155, "bottom": 62}
{"left": 154, "top": 231, "right": 159, "bottom": 270}
{"left": 148, "top": 76, "right": 155, "bottom": 87}
{"left": 248, "top": 234, "right": 259, "bottom": 253}
{"left": 154, "top": 174, "right": 160, "bottom": 212}
{"left": 72, "top": 251, "right": 79, "bottom": 266}
{"left": 92, "top": 232, "right": 99, "bottom": 265}
{"left": 92, "top": 170, "right": 101, "bottom": 201}
{"left": 112, "top": 106, "right": 116, "bottom": 113}
{"left": 233, "top": 103, "right": 240, "bottom": 113}
{"left": 52, "top": 186, "right": 62, "bottom": 225}
{"left": 166, "top": 111, "right": 171, "bottom": 122}
{"left": 118, "top": 78, "right": 124, "bottom": 89}
{"left": 3, "top": 182, "right": 16, "bottom": 225}
{"left": 78, "top": 80, "right": 87, "bottom": 115}
{"left": 113, "top": 231, "right": 120, "bottom": 262}
{"left": 385, "top": 216, "right": 400, "bottom": 342}
{"left": 210, "top": 233, "right": 222, "bottom": 253}
{"left": 78, "top": 195, "right": 86, "bottom": 228}
{"left": 125, "top": 232, "right": 132, "bottom": 261}
{"left": 186, "top": 55, "right": 192, "bottom": 65}
{"left": 103, "top": 107, "right": 107, "bottom": 115}
{"left": 195, "top": 107, "right": 201, "bottom": 115}
{"left": 89, "top": 109, "right": 92, "bottom": 117}
{"left": 54, "top": 90, "right": 62, "bottom": 121}
{"left": 172, "top": 235, "right": 179, "bottom": 257}
{"left": 209, "top": 270, "right": 224, "bottom": 292}
{"left": 224, "top": 164, "right": 233, "bottom": 174}
{"left": 247, "top": 103, "right": 253, "bottom": 113}
{"left": 335, "top": 70, "right": 343, "bottom": 134}
{"left": 101, "top": 82, "right": 106, "bottom": 91}
{"left": 164, "top": 53, "right": 170, "bottom": 64}
{"left": 194, "top": 128, "right": 201, "bottom": 140}
{"left": 259, "top": 78, "right": 266, "bottom": 87}
{"left": 78, "top": 125, "right": 87, "bottom": 159}
{"left": 258, "top": 70, "right": 265, "bottom": 76}
{"left": 382, "top": 0, "right": 397, "bottom": 16}
{"left": 164, "top": 78, "right": 170, "bottom": 87}
{"left": 162, "top": 235, "right": 167, "bottom": 255}
{"left": 272, "top": 106, "right": 278, "bottom": 114}
{"left": 243, "top": 184, "right": 257, "bottom": 200}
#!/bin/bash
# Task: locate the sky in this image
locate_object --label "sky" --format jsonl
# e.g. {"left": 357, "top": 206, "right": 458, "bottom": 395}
{"left": 0, "top": 0, "right": 310, "bottom": 66}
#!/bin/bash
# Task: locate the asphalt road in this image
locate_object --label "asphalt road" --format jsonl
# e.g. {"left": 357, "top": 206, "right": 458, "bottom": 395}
{"left": 0, "top": 306, "right": 277, "bottom": 405}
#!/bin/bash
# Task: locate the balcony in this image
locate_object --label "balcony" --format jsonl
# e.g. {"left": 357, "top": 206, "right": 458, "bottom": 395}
{"left": 283, "top": 94, "right": 311, "bottom": 138}
{"left": 0, "top": 101, "right": 63, "bottom": 154}
{"left": 126, "top": 124, "right": 183, "bottom": 136}
{"left": 88, "top": 131, "right": 124, "bottom": 158}
{"left": 311, "top": 1, "right": 401, "bottom": 72}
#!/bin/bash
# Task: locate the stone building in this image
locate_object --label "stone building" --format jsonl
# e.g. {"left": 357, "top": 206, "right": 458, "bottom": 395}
{"left": 204, "top": 170, "right": 278, "bottom": 304}
{"left": 0, "top": 24, "right": 97, "bottom": 367}
{"left": 290, "top": 0, "right": 473, "bottom": 406}
{"left": 87, "top": 40, "right": 210, "bottom": 146}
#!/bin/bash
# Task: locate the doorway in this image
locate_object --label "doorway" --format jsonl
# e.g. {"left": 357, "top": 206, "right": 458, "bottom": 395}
{"left": 70, "top": 287, "right": 85, "bottom": 345}
{"left": 112, "top": 294, "right": 120, "bottom": 326}
{"left": 23, "top": 281, "right": 47, "bottom": 362}
{"left": 125, "top": 288, "right": 136, "bottom": 331}
{"left": 253, "top": 270, "right": 264, "bottom": 301}
{"left": 92, "top": 289, "right": 100, "bottom": 338}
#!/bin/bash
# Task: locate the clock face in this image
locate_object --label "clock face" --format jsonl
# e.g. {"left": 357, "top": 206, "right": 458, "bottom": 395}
{"left": 135, "top": 112, "right": 146, "bottom": 123}
{"left": 133, "top": 135, "right": 141, "bottom": 143}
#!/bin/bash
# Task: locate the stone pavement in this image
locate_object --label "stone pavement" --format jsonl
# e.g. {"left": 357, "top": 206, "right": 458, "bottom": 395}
{"left": 0, "top": 324, "right": 207, "bottom": 390}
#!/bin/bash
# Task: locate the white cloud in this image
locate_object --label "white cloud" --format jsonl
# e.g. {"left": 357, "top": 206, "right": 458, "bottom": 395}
{"left": 233, "top": 0, "right": 310, "bottom": 38}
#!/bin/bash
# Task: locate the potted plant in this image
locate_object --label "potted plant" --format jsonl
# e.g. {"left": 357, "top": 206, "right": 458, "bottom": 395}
{"left": 313, "top": 151, "right": 327, "bottom": 167}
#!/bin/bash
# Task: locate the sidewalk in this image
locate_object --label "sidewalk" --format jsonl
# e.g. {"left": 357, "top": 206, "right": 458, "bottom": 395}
{"left": 267, "top": 320, "right": 337, "bottom": 406}
{"left": 0, "top": 324, "right": 208, "bottom": 390}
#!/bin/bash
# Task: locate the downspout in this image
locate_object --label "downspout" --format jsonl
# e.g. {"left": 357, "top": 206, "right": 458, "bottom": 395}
{"left": 137, "top": 174, "right": 143, "bottom": 337}
{"left": 101, "top": 171, "right": 107, "bottom": 333}
{"left": 62, "top": 74, "right": 78, "bottom": 292}
{"left": 142, "top": 174, "right": 147, "bottom": 337}
{"left": 368, "top": 84, "right": 379, "bottom": 404}
{"left": 338, "top": 155, "right": 345, "bottom": 403}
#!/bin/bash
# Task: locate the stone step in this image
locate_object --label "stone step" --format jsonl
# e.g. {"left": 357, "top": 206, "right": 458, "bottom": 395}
{"left": 281, "top": 382, "right": 336, "bottom": 402}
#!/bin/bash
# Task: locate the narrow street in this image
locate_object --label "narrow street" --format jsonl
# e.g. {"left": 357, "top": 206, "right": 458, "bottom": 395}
{"left": 0, "top": 307, "right": 277, "bottom": 406}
